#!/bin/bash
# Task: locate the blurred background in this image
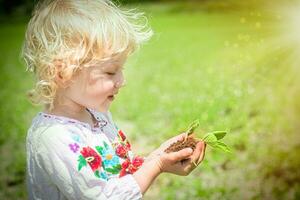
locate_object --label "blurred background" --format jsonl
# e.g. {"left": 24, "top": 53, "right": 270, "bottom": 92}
{"left": 0, "top": 0, "right": 300, "bottom": 199}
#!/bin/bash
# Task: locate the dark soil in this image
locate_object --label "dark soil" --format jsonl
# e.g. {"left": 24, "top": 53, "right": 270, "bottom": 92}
{"left": 164, "top": 136, "right": 199, "bottom": 153}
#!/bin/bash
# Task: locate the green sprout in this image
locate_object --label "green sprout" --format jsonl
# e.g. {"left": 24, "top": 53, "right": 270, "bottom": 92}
{"left": 184, "top": 120, "right": 231, "bottom": 153}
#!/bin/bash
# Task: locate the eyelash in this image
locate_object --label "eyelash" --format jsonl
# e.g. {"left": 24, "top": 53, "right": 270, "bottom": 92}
{"left": 105, "top": 67, "right": 124, "bottom": 76}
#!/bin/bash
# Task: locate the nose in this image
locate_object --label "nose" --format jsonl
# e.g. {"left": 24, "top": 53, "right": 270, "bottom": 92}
{"left": 114, "top": 71, "right": 125, "bottom": 89}
{"left": 115, "top": 80, "right": 126, "bottom": 88}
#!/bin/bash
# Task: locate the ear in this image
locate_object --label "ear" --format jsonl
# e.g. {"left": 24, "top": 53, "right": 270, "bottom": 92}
{"left": 53, "top": 59, "right": 71, "bottom": 88}
{"left": 55, "top": 71, "right": 66, "bottom": 87}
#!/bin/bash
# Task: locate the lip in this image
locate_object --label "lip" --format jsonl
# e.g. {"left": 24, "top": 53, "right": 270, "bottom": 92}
{"left": 108, "top": 94, "right": 115, "bottom": 101}
{"left": 108, "top": 92, "right": 118, "bottom": 101}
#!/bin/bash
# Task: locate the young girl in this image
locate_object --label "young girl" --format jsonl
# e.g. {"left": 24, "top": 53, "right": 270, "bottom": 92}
{"left": 22, "top": 0, "right": 206, "bottom": 199}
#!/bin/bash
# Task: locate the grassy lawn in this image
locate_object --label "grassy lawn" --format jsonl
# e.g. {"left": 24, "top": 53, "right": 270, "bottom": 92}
{"left": 0, "top": 1, "right": 299, "bottom": 199}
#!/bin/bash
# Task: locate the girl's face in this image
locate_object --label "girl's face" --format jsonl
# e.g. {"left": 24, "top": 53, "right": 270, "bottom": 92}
{"left": 65, "top": 54, "right": 127, "bottom": 112}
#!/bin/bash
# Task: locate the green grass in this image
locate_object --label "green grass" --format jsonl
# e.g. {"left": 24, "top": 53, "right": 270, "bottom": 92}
{"left": 0, "top": 2, "right": 299, "bottom": 199}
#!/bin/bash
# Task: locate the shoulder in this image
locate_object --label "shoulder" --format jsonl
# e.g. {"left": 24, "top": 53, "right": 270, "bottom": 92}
{"left": 27, "top": 114, "right": 88, "bottom": 152}
{"left": 39, "top": 124, "right": 71, "bottom": 142}
{"left": 29, "top": 124, "right": 73, "bottom": 153}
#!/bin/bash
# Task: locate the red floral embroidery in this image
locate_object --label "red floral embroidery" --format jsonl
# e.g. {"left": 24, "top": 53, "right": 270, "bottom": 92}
{"left": 126, "top": 142, "right": 131, "bottom": 150}
{"left": 128, "top": 165, "right": 138, "bottom": 174}
{"left": 118, "top": 130, "right": 126, "bottom": 141}
{"left": 115, "top": 145, "right": 128, "bottom": 158}
{"left": 115, "top": 129, "right": 144, "bottom": 177}
{"left": 132, "top": 156, "right": 144, "bottom": 168}
{"left": 119, "top": 159, "right": 130, "bottom": 177}
{"left": 119, "top": 156, "right": 144, "bottom": 177}
{"left": 119, "top": 168, "right": 127, "bottom": 177}
{"left": 115, "top": 129, "right": 131, "bottom": 158}
{"left": 129, "top": 156, "right": 144, "bottom": 173}
{"left": 119, "top": 130, "right": 131, "bottom": 149}
{"left": 121, "top": 159, "right": 131, "bottom": 169}
{"left": 80, "top": 147, "right": 102, "bottom": 171}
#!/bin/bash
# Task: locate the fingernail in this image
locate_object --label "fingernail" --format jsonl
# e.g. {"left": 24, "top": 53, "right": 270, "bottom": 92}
{"left": 187, "top": 148, "right": 193, "bottom": 154}
{"left": 199, "top": 143, "right": 203, "bottom": 151}
{"left": 201, "top": 141, "right": 205, "bottom": 148}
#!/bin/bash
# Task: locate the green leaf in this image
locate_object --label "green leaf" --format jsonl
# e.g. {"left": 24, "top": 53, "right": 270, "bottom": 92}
{"left": 185, "top": 119, "right": 200, "bottom": 136}
{"left": 95, "top": 146, "right": 104, "bottom": 155}
{"left": 214, "top": 141, "right": 231, "bottom": 153}
{"left": 206, "top": 141, "right": 218, "bottom": 147}
{"left": 115, "top": 164, "right": 121, "bottom": 171}
{"left": 101, "top": 162, "right": 106, "bottom": 170}
{"left": 103, "top": 141, "right": 109, "bottom": 150}
{"left": 201, "top": 130, "right": 230, "bottom": 154}
{"left": 94, "top": 170, "right": 100, "bottom": 178}
{"left": 105, "top": 167, "right": 119, "bottom": 174}
{"left": 77, "top": 155, "right": 87, "bottom": 171}
{"left": 203, "top": 131, "right": 227, "bottom": 141}
{"left": 202, "top": 133, "right": 218, "bottom": 143}
{"left": 212, "top": 131, "right": 227, "bottom": 140}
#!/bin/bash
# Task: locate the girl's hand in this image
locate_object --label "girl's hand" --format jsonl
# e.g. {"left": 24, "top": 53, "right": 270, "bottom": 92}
{"left": 146, "top": 133, "right": 206, "bottom": 176}
{"left": 146, "top": 133, "right": 188, "bottom": 159}
{"left": 133, "top": 133, "right": 206, "bottom": 194}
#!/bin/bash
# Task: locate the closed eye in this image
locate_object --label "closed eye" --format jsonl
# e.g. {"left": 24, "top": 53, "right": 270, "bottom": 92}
{"left": 106, "top": 72, "right": 116, "bottom": 76}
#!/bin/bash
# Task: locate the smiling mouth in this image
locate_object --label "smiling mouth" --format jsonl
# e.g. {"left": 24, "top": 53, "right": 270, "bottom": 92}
{"left": 108, "top": 92, "right": 118, "bottom": 101}
{"left": 108, "top": 95, "right": 115, "bottom": 101}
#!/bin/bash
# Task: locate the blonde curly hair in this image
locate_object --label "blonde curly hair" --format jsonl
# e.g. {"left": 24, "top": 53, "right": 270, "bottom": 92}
{"left": 21, "top": 0, "right": 152, "bottom": 110}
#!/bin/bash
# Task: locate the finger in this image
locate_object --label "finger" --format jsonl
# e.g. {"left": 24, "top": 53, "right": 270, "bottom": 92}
{"left": 183, "top": 132, "right": 188, "bottom": 142}
{"left": 161, "top": 133, "right": 187, "bottom": 149}
{"left": 169, "top": 148, "right": 193, "bottom": 162}
{"left": 190, "top": 141, "right": 203, "bottom": 162}
{"left": 181, "top": 143, "right": 200, "bottom": 169}
{"left": 173, "top": 132, "right": 187, "bottom": 142}
{"left": 197, "top": 142, "right": 207, "bottom": 165}
{"left": 197, "top": 142, "right": 205, "bottom": 164}
{"left": 181, "top": 158, "right": 195, "bottom": 174}
{"left": 179, "top": 158, "right": 194, "bottom": 172}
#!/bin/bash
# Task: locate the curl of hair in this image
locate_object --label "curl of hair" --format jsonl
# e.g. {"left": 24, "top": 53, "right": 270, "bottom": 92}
{"left": 21, "top": 0, "right": 153, "bottom": 109}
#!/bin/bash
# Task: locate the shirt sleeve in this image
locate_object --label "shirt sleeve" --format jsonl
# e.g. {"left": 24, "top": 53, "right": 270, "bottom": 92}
{"left": 35, "top": 125, "right": 142, "bottom": 200}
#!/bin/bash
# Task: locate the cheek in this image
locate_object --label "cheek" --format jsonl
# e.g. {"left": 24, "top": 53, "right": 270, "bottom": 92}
{"left": 87, "top": 79, "right": 114, "bottom": 96}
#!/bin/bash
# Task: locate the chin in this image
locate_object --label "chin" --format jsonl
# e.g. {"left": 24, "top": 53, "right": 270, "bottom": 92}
{"left": 97, "top": 104, "right": 111, "bottom": 112}
{"left": 98, "top": 108, "right": 109, "bottom": 112}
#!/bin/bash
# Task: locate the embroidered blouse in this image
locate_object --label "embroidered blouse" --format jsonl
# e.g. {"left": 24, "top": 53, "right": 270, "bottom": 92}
{"left": 26, "top": 109, "right": 144, "bottom": 200}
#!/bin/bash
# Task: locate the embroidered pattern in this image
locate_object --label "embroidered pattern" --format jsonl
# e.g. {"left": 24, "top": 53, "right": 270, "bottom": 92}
{"left": 119, "top": 156, "right": 144, "bottom": 177}
{"left": 97, "top": 119, "right": 108, "bottom": 132}
{"left": 113, "top": 130, "right": 144, "bottom": 177}
{"left": 79, "top": 147, "right": 102, "bottom": 171}
{"left": 95, "top": 142, "right": 121, "bottom": 175}
{"left": 70, "top": 133, "right": 82, "bottom": 143}
{"left": 69, "top": 143, "right": 80, "bottom": 153}
{"left": 77, "top": 145, "right": 109, "bottom": 180}
{"left": 71, "top": 129, "right": 144, "bottom": 180}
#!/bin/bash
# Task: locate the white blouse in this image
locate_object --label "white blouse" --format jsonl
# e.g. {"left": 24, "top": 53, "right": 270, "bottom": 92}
{"left": 26, "top": 109, "right": 143, "bottom": 200}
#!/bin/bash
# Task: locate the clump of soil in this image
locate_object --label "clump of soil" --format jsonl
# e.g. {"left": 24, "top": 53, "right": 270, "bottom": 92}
{"left": 164, "top": 136, "right": 199, "bottom": 153}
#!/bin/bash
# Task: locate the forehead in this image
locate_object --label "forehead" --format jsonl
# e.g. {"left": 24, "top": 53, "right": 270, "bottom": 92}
{"left": 100, "top": 53, "right": 127, "bottom": 69}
